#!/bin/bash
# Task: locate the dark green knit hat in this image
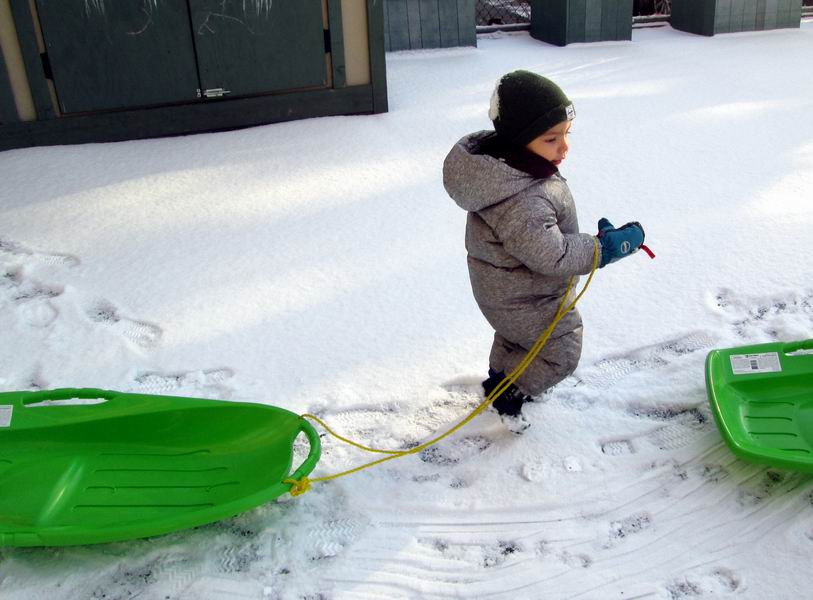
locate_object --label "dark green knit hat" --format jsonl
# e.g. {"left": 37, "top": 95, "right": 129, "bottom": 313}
{"left": 489, "top": 70, "right": 575, "bottom": 145}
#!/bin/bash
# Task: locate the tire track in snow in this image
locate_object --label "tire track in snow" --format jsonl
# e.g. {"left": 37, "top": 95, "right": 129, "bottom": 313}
{"left": 0, "top": 238, "right": 80, "bottom": 268}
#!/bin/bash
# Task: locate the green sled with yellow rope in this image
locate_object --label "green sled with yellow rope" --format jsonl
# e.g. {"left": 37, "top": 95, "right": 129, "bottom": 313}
{"left": 0, "top": 243, "right": 606, "bottom": 548}
{"left": 0, "top": 388, "right": 320, "bottom": 547}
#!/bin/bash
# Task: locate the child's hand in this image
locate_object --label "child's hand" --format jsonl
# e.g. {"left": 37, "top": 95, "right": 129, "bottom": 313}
{"left": 596, "top": 218, "right": 645, "bottom": 268}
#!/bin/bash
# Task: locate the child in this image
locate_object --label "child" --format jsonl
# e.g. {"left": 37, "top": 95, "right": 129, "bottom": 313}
{"left": 443, "top": 70, "right": 645, "bottom": 434}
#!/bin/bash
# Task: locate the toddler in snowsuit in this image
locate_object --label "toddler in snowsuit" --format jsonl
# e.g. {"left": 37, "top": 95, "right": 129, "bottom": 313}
{"left": 443, "top": 70, "right": 645, "bottom": 433}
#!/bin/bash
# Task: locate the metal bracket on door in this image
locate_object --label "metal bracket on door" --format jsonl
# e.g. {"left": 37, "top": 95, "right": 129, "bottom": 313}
{"left": 203, "top": 88, "right": 232, "bottom": 98}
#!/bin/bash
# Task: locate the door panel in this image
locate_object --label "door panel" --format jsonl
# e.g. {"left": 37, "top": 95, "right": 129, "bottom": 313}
{"left": 190, "top": 0, "right": 328, "bottom": 98}
{"left": 35, "top": 0, "right": 200, "bottom": 114}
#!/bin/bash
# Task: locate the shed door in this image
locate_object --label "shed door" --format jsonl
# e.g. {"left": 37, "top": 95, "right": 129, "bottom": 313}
{"left": 35, "top": 0, "right": 200, "bottom": 114}
{"left": 189, "top": 0, "right": 328, "bottom": 98}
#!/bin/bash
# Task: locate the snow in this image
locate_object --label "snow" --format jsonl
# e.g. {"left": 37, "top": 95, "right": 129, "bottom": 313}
{"left": 2, "top": 21, "right": 813, "bottom": 599}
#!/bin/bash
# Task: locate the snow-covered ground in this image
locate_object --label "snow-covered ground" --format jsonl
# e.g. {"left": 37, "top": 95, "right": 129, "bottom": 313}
{"left": 2, "top": 21, "right": 813, "bottom": 600}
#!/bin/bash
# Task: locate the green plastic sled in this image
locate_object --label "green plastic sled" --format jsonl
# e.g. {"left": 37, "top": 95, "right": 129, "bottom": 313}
{"left": 706, "top": 339, "right": 813, "bottom": 471}
{"left": 0, "top": 388, "right": 320, "bottom": 547}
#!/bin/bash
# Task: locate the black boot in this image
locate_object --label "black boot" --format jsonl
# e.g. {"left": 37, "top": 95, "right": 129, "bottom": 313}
{"left": 482, "top": 369, "right": 531, "bottom": 434}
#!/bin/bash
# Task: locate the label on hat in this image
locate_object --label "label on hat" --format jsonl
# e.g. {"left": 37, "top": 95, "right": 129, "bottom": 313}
{"left": 565, "top": 104, "right": 576, "bottom": 120}
{"left": 0, "top": 405, "right": 11, "bottom": 428}
{"left": 729, "top": 352, "right": 781, "bottom": 375}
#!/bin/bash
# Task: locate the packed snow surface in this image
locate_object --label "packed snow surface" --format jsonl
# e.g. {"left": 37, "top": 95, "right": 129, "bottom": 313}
{"left": 2, "top": 22, "right": 813, "bottom": 600}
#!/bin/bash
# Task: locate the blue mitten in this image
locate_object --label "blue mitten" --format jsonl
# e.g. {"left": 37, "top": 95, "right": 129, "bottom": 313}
{"left": 597, "top": 218, "right": 645, "bottom": 268}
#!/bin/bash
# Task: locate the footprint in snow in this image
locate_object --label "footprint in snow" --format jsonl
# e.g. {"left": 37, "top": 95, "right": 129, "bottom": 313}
{"left": 603, "top": 511, "right": 653, "bottom": 549}
{"left": 130, "top": 367, "right": 235, "bottom": 398}
{"left": 0, "top": 265, "right": 62, "bottom": 327}
{"left": 536, "top": 540, "right": 593, "bottom": 569}
{"left": 86, "top": 298, "right": 163, "bottom": 349}
{"left": 736, "top": 469, "right": 809, "bottom": 508}
{"left": 711, "top": 288, "right": 813, "bottom": 341}
{"left": 420, "top": 537, "right": 525, "bottom": 569}
{"left": 0, "top": 237, "right": 80, "bottom": 268}
{"left": 419, "top": 434, "right": 492, "bottom": 466}
{"left": 598, "top": 402, "right": 713, "bottom": 456}
{"left": 664, "top": 567, "right": 742, "bottom": 598}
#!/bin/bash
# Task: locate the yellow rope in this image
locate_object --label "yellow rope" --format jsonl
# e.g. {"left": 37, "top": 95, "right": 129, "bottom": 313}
{"left": 284, "top": 240, "right": 601, "bottom": 495}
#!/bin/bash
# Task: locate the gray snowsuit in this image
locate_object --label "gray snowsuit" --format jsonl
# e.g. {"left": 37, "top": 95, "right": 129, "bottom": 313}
{"left": 443, "top": 131, "right": 598, "bottom": 396}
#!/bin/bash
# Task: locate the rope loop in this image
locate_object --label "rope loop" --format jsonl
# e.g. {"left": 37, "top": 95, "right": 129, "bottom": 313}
{"left": 284, "top": 477, "right": 312, "bottom": 497}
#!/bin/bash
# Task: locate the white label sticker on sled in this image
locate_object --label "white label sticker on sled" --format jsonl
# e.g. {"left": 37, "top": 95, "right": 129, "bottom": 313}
{"left": 0, "top": 405, "right": 11, "bottom": 427}
{"left": 730, "top": 352, "right": 782, "bottom": 375}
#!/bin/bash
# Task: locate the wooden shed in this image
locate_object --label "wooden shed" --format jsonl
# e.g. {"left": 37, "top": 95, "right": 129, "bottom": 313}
{"left": 0, "top": 0, "right": 388, "bottom": 151}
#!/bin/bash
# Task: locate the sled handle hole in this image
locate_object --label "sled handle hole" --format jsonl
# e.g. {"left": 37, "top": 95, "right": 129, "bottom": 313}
{"left": 20, "top": 388, "right": 117, "bottom": 408}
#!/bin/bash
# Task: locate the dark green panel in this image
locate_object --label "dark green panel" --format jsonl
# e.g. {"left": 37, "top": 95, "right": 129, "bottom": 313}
{"left": 740, "top": 0, "right": 758, "bottom": 31}
{"left": 671, "top": 0, "right": 716, "bottom": 35}
{"left": 530, "top": 0, "right": 568, "bottom": 46}
{"left": 438, "top": 0, "right": 460, "bottom": 47}
{"left": 368, "top": 0, "right": 388, "bottom": 113}
{"left": 457, "top": 0, "right": 477, "bottom": 46}
{"left": 715, "top": 0, "right": 731, "bottom": 33}
{"left": 190, "top": 0, "right": 327, "bottom": 98}
{"left": 730, "top": 0, "right": 747, "bottom": 32}
{"left": 0, "top": 86, "right": 375, "bottom": 151}
{"left": 9, "top": 0, "right": 55, "bottom": 118}
{"left": 789, "top": 0, "right": 803, "bottom": 28}
{"left": 567, "top": 0, "right": 587, "bottom": 43}
{"left": 0, "top": 55, "right": 18, "bottom": 124}
{"left": 383, "top": 0, "right": 390, "bottom": 50}
{"left": 406, "top": 0, "right": 422, "bottom": 49}
{"left": 756, "top": 0, "right": 767, "bottom": 29}
{"left": 532, "top": 0, "right": 629, "bottom": 45}
{"left": 384, "top": 0, "right": 475, "bottom": 50}
{"left": 668, "top": 0, "right": 691, "bottom": 32}
{"left": 676, "top": 0, "right": 799, "bottom": 35}
{"left": 386, "top": 0, "right": 411, "bottom": 51}
{"left": 419, "top": 0, "right": 441, "bottom": 48}
{"left": 327, "top": 0, "right": 347, "bottom": 87}
{"left": 616, "top": 0, "right": 633, "bottom": 40}
{"left": 34, "top": 0, "right": 199, "bottom": 114}
{"left": 585, "top": 0, "right": 603, "bottom": 42}
{"left": 702, "top": 0, "right": 718, "bottom": 33}
{"left": 764, "top": 0, "right": 779, "bottom": 29}
{"left": 600, "top": 0, "right": 616, "bottom": 39}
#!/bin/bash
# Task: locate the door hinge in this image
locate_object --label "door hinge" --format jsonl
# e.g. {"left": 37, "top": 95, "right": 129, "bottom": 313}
{"left": 203, "top": 88, "right": 231, "bottom": 98}
{"left": 40, "top": 53, "right": 53, "bottom": 80}
{"left": 324, "top": 29, "right": 331, "bottom": 53}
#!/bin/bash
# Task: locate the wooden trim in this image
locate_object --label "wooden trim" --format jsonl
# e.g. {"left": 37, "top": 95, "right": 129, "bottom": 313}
{"left": 0, "top": 85, "right": 374, "bottom": 152}
{"left": 327, "top": 0, "right": 347, "bottom": 88}
{"left": 9, "top": 0, "right": 55, "bottom": 119}
{"left": 367, "top": 0, "right": 388, "bottom": 114}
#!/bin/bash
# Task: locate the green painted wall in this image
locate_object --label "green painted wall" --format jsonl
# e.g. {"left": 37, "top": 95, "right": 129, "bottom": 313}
{"left": 384, "top": 0, "right": 476, "bottom": 51}
{"left": 672, "top": 0, "right": 801, "bottom": 35}
{"left": 531, "top": 0, "right": 633, "bottom": 46}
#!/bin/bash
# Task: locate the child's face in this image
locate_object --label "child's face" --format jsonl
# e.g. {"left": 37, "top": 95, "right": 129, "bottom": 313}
{"left": 525, "top": 120, "right": 572, "bottom": 166}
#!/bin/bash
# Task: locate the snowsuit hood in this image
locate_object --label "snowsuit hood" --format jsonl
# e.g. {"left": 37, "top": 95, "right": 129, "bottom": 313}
{"left": 443, "top": 131, "right": 540, "bottom": 212}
